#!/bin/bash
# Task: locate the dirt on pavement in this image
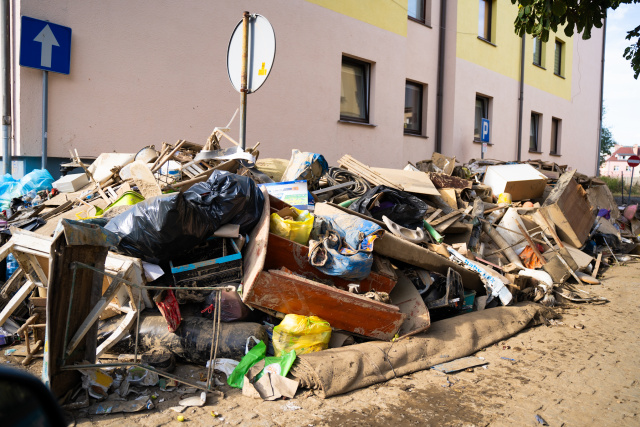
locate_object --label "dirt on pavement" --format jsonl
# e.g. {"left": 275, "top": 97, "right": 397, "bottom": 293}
{"left": 2, "top": 261, "right": 639, "bottom": 427}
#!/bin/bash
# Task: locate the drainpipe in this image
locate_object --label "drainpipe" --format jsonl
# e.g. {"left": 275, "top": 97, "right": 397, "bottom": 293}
{"left": 516, "top": 34, "right": 525, "bottom": 161}
{"left": 595, "top": 18, "right": 607, "bottom": 176}
{"left": 1, "top": 0, "right": 11, "bottom": 174}
{"left": 435, "top": 0, "right": 447, "bottom": 154}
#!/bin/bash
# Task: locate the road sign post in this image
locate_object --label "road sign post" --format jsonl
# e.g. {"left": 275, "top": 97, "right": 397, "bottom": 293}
{"left": 627, "top": 155, "right": 640, "bottom": 204}
{"left": 480, "top": 118, "right": 490, "bottom": 159}
{"left": 19, "top": 16, "right": 71, "bottom": 169}
{"left": 227, "top": 13, "right": 275, "bottom": 151}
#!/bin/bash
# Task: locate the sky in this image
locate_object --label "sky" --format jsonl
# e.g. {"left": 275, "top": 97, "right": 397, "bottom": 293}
{"left": 603, "top": 4, "right": 640, "bottom": 147}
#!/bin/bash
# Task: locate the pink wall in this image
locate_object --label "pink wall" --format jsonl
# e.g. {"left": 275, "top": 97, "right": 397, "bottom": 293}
{"left": 12, "top": 0, "right": 440, "bottom": 168}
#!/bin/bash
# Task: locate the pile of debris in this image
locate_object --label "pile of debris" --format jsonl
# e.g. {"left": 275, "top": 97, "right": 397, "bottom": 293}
{"left": 0, "top": 123, "right": 637, "bottom": 413}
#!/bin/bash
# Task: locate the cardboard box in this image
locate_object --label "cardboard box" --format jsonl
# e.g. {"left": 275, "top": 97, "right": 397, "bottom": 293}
{"left": 483, "top": 164, "right": 548, "bottom": 201}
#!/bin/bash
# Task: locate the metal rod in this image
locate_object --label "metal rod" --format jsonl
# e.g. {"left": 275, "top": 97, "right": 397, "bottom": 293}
{"left": 1, "top": 0, "right": 11, "bottom": 175}
{"left": 516, "top": 34, "right": 525, "bottom": 161}
{"left": 434, "top": 0, "right": 447, "bottom": 154}
{"left": 42, "top": 71, "right": 48, "bottom": 169}
{"left": 239, "top": 11, "right": 250, "bottom": 150}
{"left": 134, "top": 296, "right": 141, "bottom": 363}
{"left": 629, "top": 166, "right": 634, "bottom": 205}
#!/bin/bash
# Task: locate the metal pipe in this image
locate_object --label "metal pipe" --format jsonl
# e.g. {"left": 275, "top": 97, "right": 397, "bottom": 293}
{"left": 595, "top": 18, "right": 607, "bottom": 176}
{"left": 516, "top": 35, "right": 525, "bottom": 161}
{"left": 435, "top": 0, "right": 447, "bottom": 154}
{"left": 239, "top": 11, "right": 250, "bottom": 150}
{"left": 1, "top": 0, "right": 11, "bottom": 174}
{"left": 42, "top": 71, "right": 48, "bottom": 169}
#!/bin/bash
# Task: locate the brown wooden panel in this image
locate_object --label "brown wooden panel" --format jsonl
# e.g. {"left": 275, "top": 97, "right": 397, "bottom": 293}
{"left": 245, "top": 270, "right": 404, "bottom": 341}
{"left": 264, "top": 233, "right": 397, "bottom": 293}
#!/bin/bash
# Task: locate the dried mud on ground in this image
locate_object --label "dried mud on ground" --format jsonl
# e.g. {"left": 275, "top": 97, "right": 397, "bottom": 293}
{"left": 3, "top": 262, "right": 639, "bottom": 426}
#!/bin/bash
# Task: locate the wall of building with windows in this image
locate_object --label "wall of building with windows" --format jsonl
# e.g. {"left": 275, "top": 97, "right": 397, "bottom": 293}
{"left": 6, "top": 0, "right": 603, "bottom": 175}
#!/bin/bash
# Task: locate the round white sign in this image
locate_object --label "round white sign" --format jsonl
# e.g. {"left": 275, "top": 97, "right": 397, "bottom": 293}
{"left": 227, "top": 14, "right": 276, "bottom": 93}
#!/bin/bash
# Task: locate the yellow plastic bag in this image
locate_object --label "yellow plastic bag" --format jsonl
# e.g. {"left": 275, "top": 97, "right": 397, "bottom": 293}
{"left": 269, "top": 207, "right": 314, "bottom": 245}
{"left": 272, "top": 314, "right": 331, "bottom": 357}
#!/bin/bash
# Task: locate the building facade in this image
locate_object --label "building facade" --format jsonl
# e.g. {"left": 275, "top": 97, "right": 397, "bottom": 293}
{"left": 1, "top": 0, "right": 604, "bottom": 178}
{"left": 600, "top": 144, "right": 639, "bottom": 178}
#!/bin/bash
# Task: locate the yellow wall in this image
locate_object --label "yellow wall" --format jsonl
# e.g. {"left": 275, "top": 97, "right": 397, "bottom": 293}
{"left": 457, "top": 0, "right": 572, "bottom": 100}
{"left": 305, "top": 0, "right": 408, "bottom": 36}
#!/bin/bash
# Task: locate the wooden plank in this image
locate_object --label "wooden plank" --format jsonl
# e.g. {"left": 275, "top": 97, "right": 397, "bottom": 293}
{"left": 337, "top": 155, "right": 402, "bottom": 190}
{"left": 264, "top": 232, "right": 397, "bottom": 294}
{"left": 240, "top": 187, "right": 271, "bottom": 303}
{"left": 40, "top": 200, "right": 74, "bottom": 220}
{"left": 426, "top": 209, "right": 442, "bottom": 223}
{"left": 96, "top": 309, "right": 137, "bottom": 357}
{"left": 438, "top": 189, "right": 458, "bottom": 209}
{"left": 374, "top": 232, "right": 483, "bottom": 292}
{"left": 46, "top": 237, "right": 109, "bottom": 399}
{"left": 244, "top": 270, "right": 404, "bottom": 341}
{"left": 0, "top": 281, "right": 35, "bottom": 326}
{"left": 429, "top": 210, "right": 462, "bottom": 227}
{"left": 428, "top": 173, "right": 473, "bottom": 189}
{"left": 65, "top": 273, "right": 125, "bottom": 357}
{"left": 592, "top": 253, "right": 602, "bottom": 278}
{"left": 369, "top": 167, "right": 439, "bottom": 196}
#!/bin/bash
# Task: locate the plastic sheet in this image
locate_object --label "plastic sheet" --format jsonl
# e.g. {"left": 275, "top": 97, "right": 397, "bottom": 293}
{"left": 272, "top": 314, "right": 331, "bottom": 357}
{"left": 281, "top": 150, "right": 328, "bottom": 189}
{"left": 349, "top": 185, "right": 429, "bottom": 229}
{"left": 0, "top": 169, "right": 54, "bottom": 209}
{"left": 269, "top": 207, "right": 314, "bottom": 245}
{"left": 105, "top": 171, "right": 264, "bottom": 262}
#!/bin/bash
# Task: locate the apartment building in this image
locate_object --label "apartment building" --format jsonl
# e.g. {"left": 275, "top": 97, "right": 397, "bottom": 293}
{"left": 1, "top": 0, "right": 604, "bottom": 177}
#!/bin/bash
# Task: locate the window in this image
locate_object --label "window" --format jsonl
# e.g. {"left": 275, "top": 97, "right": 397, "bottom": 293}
{"left": 550, "top": 117, "right": 561, "bottom": 154}
{"left": 614, "top": 166, "right": 620, "bottom": 171}
{"left": 340, "top": 56, "right": 370, "bottom": 123}
{"left": 627, "top": 166, "right": 632, "bottom": 172}
{"left": 404, "top": 81, "right": 423, "bottom": 135}
{"left": 408, "top": 0, "right": 425, "bottom": 22}
{"left": 478, "top": 0, "right": 492, "bottom": 41}
{"left": 533, "top": 37, "right": 543, "bottom": 66}
{"left": 530, "top": 112, "right": 541, "bottom": 152}
{"left": 474, "top": 95, "right": 489, "bottom": 140}
{"left": 554, "top": 40, "right": 564, "bottom": 76}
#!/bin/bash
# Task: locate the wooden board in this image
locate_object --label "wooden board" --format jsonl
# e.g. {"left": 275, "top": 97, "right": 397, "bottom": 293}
{"left": 438, "top": 189, "right": 458, "bottom": 210}
{"left": 245, "top": 269, "right": 404, "bottom": 341}
{"left": 374, "top": 232, "right": 483, "bottom": 293}
{"left": 129, "top": 160, "right": 162, "bottom": 198}
{"left": 389, "top": 271, "right": 430, "bottom": 336}
{"left": 264, "top": 232, "right": 397, "bottom": 293}
{"left": 586, "top": 185, "right": 620, "bottom": 220}
{"left": 241, "top": 187, "right": 271, "bottom": 303}
{"left": 541, "top": 171, "right": 595, "bottom": 248}
{"left": 369, "top": 167, "right": 439, "bottom": 196}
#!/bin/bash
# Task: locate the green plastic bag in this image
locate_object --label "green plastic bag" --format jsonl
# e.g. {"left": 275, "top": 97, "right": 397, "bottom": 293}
{"left": 227, "top": 340, "right": 266, "bottom": 389}
{"left": 255, "top": 350, "right": 296, "bottom": 381}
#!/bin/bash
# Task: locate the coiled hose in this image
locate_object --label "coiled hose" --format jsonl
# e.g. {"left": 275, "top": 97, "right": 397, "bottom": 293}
{"left": 324, "top": 167, "right": 371, "bottom": 199}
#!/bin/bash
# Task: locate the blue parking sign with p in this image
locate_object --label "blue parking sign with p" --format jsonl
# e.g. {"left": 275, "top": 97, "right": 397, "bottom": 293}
{"left": 481, "top": 118, "right": 490, "bottom": 143}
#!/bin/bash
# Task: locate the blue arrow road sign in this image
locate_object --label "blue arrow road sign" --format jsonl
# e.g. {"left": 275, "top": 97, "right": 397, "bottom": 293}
{"left": 481, "top": 118, "right": 490, "bottom": 143}
{"left": 20, "top": 16, "right": 71, "bottom": 75}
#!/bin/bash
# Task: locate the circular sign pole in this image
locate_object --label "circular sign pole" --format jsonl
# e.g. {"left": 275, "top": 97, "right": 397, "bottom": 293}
{"left": 627, "top": 155, "right": 640, "bottom": 204}
{"left": 239, "top": 11, "right": 249, "bottom": 150}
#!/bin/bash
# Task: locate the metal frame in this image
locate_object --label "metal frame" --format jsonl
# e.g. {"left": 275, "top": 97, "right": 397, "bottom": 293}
{"left": 60, "top": 261, "right": 234, "bottom": 393}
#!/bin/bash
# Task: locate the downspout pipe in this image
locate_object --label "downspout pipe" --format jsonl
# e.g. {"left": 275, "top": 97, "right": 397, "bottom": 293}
{"left": 516, "top": 34, "right": 525, "bottom": 161}
{"left": 1, "top": 0, "right": 11, "bottom": 174}
{"left": 435, "top": 0, "right": 447, "bottom": 154}
{"left": 595, "top": 18, "right": 607, "bottom": 176}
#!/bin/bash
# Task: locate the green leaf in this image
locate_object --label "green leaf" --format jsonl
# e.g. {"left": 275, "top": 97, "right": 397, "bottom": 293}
{"left": 551, "top": 1, "right": 567, "bottom": 16}
{"left": 525, "top": 5, "right": 531, "bottom": 14}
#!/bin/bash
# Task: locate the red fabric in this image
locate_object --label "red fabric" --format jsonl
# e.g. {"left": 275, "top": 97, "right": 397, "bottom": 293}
{"left": 156, "top": 289, "right": 181, "bottom": 332}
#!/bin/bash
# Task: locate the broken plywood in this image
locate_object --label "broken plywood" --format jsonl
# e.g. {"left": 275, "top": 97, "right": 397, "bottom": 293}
{"left": 244, "top": 269, "right": 405, "bottom": 341}
{"left": 369, "top": 167, "right": 439, "bottom": 196}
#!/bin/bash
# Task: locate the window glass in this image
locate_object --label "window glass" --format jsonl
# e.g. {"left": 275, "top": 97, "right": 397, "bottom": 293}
{"left": 478, "top": 0, "right": 492, "bottom": 40}
{"left": 550, "top": 118, "right": 560, "bottom": 154}
{"left": 530, "top": 113, "right": 540, "bottom": 151}
{"left": 554, "top": 40, "right": 563, "bottom": 75}
{"left": 474, "top": 96, "right": 488, "bottom": 140}
{"left": 408, "top": 0, "right": 425, "bottom": 21}
{"left": 404, "top": 82, "right": 423, "bottom": 134}
{"left": 533, "top": 37, "right": 542, "bottom": 65}
{"left": 340, "top": 58, "right": 369, "bottom": 122}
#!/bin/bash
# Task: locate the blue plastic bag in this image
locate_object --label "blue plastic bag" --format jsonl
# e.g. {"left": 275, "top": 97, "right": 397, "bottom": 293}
{"left": 0, "top": 169, "right": 54, "bottom": 209}
{"left": 308, "top": 210, "right": 382, "bottom": 280}
{"left": 281, "top": 150, "right": 328, "bottom": 189}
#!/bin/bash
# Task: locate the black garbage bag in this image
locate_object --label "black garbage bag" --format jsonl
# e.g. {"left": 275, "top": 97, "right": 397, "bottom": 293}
{"left": 184, "top": 170, "right": 264, "bottom": 234}
{"left": 349, "top": 185, "right": 429, "bottom": 229}
{"left": 105, "top": 192, "right": 213, "bottom": 262}
{"left": 105, "top": 171, "right": 264, "bottom": 262}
